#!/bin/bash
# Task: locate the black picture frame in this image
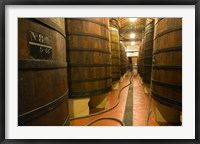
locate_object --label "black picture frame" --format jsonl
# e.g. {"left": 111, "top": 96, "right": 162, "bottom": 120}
{"left": 0, "top": 0, "right": 199, "bottom": 143}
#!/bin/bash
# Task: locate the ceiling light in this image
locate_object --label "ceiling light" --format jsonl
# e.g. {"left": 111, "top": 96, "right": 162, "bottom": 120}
{"left": 131, "top": 41, "right": 135, "bottom": 45}
{"left": 129, "top": 18, "right": 137, "bottom": 22}
{"left": 130, "top": 33, "right": 135, "bottom": 38}
{"left": 110, "top": 27, "right": 117, "bottom": 31}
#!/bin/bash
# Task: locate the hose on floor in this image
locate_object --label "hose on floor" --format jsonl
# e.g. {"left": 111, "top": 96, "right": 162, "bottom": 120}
{"left": 70, "top": 71, "right": 133, "bottom": 126}
{"left": 84, "top": 117, "right": 125, "bottom": 126}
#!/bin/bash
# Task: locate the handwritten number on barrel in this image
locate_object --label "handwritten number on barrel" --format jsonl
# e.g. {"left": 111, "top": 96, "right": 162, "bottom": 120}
{"left": 38, "top": 34, "right": 44, "bottom": 43}
{"left": 40, "top": 47, "right": 51, "bottom": 54}
{"left": 40, "top": 47, "right": 43, "bottom": 52}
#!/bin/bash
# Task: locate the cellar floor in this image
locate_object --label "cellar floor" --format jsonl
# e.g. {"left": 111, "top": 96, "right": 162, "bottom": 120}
{"left": 70, "top": 72, "right": 160, "bottom": 126}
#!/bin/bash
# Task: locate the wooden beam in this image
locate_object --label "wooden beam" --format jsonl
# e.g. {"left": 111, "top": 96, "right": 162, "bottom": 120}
{"left": 119, "top": 20, "right": 145, "bottom": 30}
{"left": 126, "top": 51, "right": 139, "bottom": 53}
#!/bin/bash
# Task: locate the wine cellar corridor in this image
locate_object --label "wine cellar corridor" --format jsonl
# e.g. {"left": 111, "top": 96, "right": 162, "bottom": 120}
{"left": 18, "top": 18, "right": 182, "bottom": 126}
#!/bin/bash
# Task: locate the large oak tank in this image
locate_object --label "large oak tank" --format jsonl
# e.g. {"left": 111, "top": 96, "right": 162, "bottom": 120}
{"left": 65, "top": 18, "right": 112, "bottom": 98}
{"left": 18, "top": 18, "right": 69, "bottom": 126}
{"left": 151, "top": 18, "right": 182, "bottom": 114}
{"left": 142, "top": 20, "right": 154, "bottom": 83}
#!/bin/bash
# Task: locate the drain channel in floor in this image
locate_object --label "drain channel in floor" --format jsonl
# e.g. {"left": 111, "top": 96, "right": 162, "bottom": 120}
{"left": 123, "top": 77, "right": 133, "bottom": 126}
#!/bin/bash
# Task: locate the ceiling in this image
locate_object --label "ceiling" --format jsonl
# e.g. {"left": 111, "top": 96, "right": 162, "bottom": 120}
{"left": 110, "top": 18, "right": 154, "bottom": 57}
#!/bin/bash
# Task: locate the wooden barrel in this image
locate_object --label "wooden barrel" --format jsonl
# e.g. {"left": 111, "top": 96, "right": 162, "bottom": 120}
{"left": 138, "top": 44, "right": 143, "bottom": 76}
{"left": 65, "top": 18, "right": 112, "bottom": 98}
{"left": 18, "top": 18, "right": 69, "bottom": 126}
{"left": 151, "top": 18, "right": 182, "bottom": 112}
{"left": 120, "top": 43, "right": 129, "bottom": 75}
{"left": 132, "top": 57, "right": 138, "bottom": 75}
{"left": 110, "top": 27, "right": 120, "bottom": 83}
{"left": 142, "top": 20, "right": 154, "bottom": 83}
{"left": 125, "top": 56, "right": 129, "bottom": 72}
{"left": 132, "top": 57, "right": 138, "bottom": 66}
{"left": 109, "top": 18, "right": 120, "bottom": 30}
{"left": 120, "top": 43, "right": 124, "bottom": 75}
{"left": 120, "top": 43, "right": 125, "bottom": 75}
{"left": 139, "top": 30, "right": 145, "bottom": 77}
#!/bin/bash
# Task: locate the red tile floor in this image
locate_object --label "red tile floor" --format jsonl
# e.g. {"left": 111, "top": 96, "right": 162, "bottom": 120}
{"left": 133, "top": 75, "right": 159, "bottom": 126}
{"left": 70, "top": 72, "right": 160, "bottom": 126}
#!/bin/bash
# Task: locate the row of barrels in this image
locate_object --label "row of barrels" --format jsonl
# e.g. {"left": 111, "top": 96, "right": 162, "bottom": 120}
{"left": 138, "top": 18, "right": 182, "bottom": 124}
{"left": 18, "top": 18, "right": 129, "bottom": 126}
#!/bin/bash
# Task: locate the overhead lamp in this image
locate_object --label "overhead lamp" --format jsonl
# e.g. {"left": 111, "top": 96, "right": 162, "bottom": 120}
{"left": 129, "top": 18, "right": 137, "bottom": 22}
{"left": 130, "top": 33, "right": 135, "bottom": 38}
{"left": 131, "top": 41, "right": 135, "bottom": 45}
{"left": 110, "top": 27, "right": 117, "bottom": 31}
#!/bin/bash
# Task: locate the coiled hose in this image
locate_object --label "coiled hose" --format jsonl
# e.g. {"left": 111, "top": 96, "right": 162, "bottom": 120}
{"left": 70, "top": 71, "right": 134, "bottom": 126}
